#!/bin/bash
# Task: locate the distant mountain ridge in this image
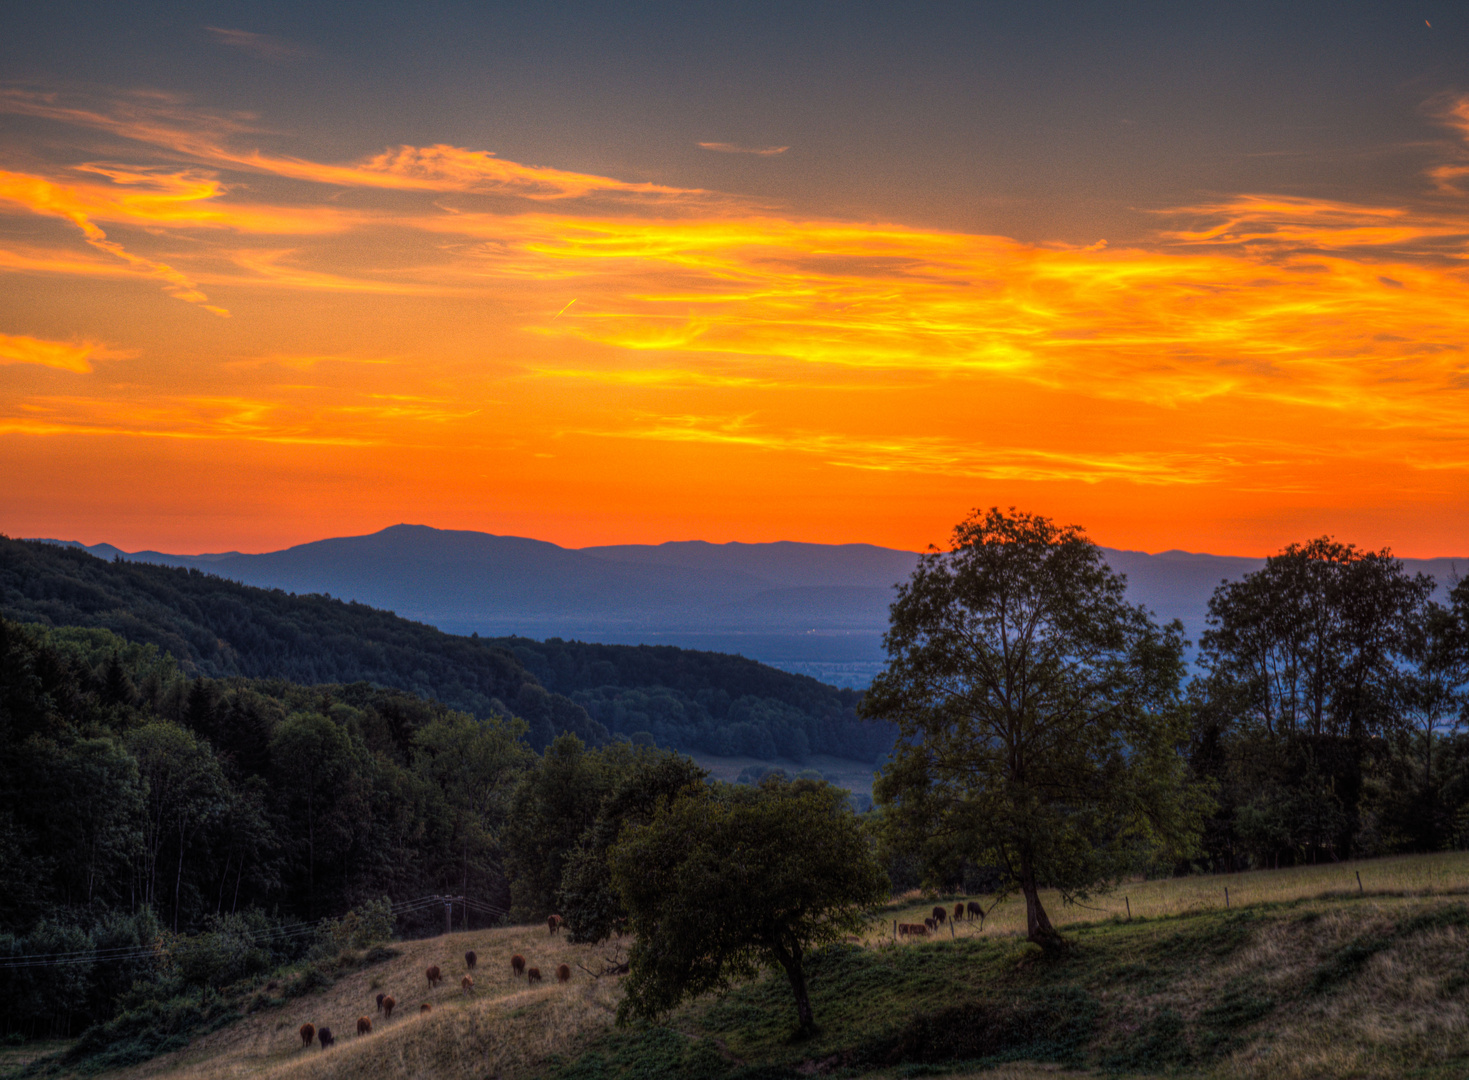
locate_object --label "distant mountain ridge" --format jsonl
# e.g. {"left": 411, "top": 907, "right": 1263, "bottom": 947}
{"left": 32, "top": 525, "right": 1467, "bottom": 686}
{"left": 0, "top": 535, "right": 886, "bottom": 761}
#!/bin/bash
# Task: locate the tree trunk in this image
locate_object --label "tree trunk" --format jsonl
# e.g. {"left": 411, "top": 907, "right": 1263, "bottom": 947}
{"left": 769, "top": 939, "right": 815, "bottom": 1031}
{"left": 1018, "top": 860, "right": 1064, "bottom": 950}
{"left": 174, "top": 826, "right": 185, "bottom": 932}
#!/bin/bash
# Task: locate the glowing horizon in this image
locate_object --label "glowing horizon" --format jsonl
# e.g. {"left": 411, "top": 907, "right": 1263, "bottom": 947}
{"left": 5, "top": 9, "right": 1469, "bottom": 559}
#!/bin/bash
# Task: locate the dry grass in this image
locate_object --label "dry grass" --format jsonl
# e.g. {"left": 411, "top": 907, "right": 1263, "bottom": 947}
{"left": 868, "top": 850, "right": 1469, "bottom": 945}
{"left": 48, "top": 851, "right": 1469, "bottom": 1080}
{"left": 95, "top": 924, "right": 626, "bottom": 1080}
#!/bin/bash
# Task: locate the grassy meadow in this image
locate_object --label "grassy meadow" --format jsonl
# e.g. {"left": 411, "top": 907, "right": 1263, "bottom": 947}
{"left": 11, "top": 851, "right": 1469, "bottom": 1080}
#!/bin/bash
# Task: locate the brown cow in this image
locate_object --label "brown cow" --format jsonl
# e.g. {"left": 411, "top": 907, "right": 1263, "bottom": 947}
{"left": 317, "top": 1026, "right": 335, "bottom": 1049}
{"left": 420, "top": 1002, "right": 432, "bottom": 1013}
{"left": 426, "top": 964, "right": 442, "bottom": 987}
{"left": 356, "top": 1017, "right": 372, "bottom": 1036}
{"left": 375, "top": 992, "right": 385, "bottom": 1013}
{"left": 382, "top": 995, "right": 396, "bottom": 1019}
{"left": 897, "top": 923, "right": 910, "bottom": 936}
{"left": 527, "top": 967, "right": 543, "bottom": 983}
{"left": 931, "top": 905, "right": 947, "bottom": 925}
{"left": 462, "top": 974, "right": 474, "bottom": 994}
{"left": 548, "top": 914, "right": 562, "bottom": 935}
{"left": 465, "top": 949, "right": 477, "bottom": 970}
{"left": 924, "top": 917, "right": 936, "bottom": 931}
{"left": 967, "top": 900, "right": 982, "bottom": 921}
{"left": 299, "top": 1023, "right": 315, "bottom": 1048}
{"left": 556, "top": 963, "right": 571, "bottom": 983}
{"left": 954, "top": 902, "right": 965, "bottom": 922}
{"left": 910, "top": 924, "right": 929, "bottom": 937}
{"left": 510, "top": 953, "right": 526, "bottom": 977}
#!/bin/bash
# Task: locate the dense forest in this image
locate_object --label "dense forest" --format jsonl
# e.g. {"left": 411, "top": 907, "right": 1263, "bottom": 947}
{"left": 1185, "top": 538, "right": 1469, "bottom": 870}
{"left": 497, "top": 636, "right": 887, "bottom": 761}
{"left": 0, "top": 616, "right": 743, "bottom": 1043}
{"left": 0, "top": 538, "right": 894, "bottom": 762}
{"left": 7, "top": 528, "right": 1469, "bottom": 1053}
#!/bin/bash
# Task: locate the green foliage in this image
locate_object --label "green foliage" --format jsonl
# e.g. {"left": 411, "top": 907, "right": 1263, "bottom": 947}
{"left": 308, "top": 897, "right": 394, "bottom": 959}
{"left": 863, "top": 507, "right": 1209, "bottom": 948}
{"left": 412, "top": 712, "right": 531, "bottom": 906}
{"left": 501, "top": 636, "right": 893, "bottom": 762}
{"left": 61, "top": 987, "right": 237, "bottom": 1075}
{"left": 0, "top": 536, "right": 601, "bottom": 750}
{"left": 504, "top": 735, "right": 620, "bottom": 920}
{"left": 558, "top": 750, "right": 709, "bottom": 943}
{"left": 169, "top": 912, "right": 281, "bottom": 992}
{"left": 610, "top": 776, "right": 888, "bottom": 1031}
{"left": 1191, "top": 538, "right": 1463, "bottom": 869}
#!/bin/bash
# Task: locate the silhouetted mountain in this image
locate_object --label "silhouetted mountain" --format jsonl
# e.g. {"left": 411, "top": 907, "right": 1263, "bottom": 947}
{"left": 32, "top": 526, "right": 1466, "bottom": 686}
{"left": 0, "top": 535, "right": 891, "bottom": 759}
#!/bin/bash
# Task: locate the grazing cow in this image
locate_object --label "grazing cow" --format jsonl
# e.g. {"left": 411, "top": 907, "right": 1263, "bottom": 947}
{"left": 548, "top": 914, "right": 562, "bottom": 935}
{"left": 420, "top": 1002, "right": 432, "bottom": 1013}
{"left": 426, "top": 964, "right": 442, "bottom": 987}
{"left": 556, "top": 964, "right": 571, "bottom": 983}
{"left": 527, "top": 967, "right": 543, "bottom": 983}
{"left": 382, "top": 995, "right": 396, "bottom": 1019}
{"left": 510, "top": 954, "right": 526, "bottom": 977}
{"left": 931, "top": 905, "right": 947, "bottom": 925}
{"left": 462, "top": 975, "right": 474, "bottom": 994}
{"left": 376, "top": 992, "right": 385, "bottom": 1013}
{"left": 299, "top": 1023, "right": 315, "bottom": 1048}
{"left": 356, "top": 1017, "right": 372, "bottom": 1036}
{"left": 967, "top": 901, "right": 982, "bottom": 921}
{"left": 897, "top": 923, "right": 910, "bottom": 936}
{"left": 318, "top": 1026, "right": 334, "bottom": 1049}
{"left": 924, "top": 917, "right": 936, "bottom": 931}
{"left": 910, "top": 924, "right": 929, "bottom": 937}
{"left": 954, "top": 902, "right": 965, "bottom": 922}
{"left": 465, "top": 949, "right": 477, "bottom": 970}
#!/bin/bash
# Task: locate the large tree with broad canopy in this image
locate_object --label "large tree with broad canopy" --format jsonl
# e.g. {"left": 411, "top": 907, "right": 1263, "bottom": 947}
{"left": 862, "top": 507, "right": 1208, "bottom": 950}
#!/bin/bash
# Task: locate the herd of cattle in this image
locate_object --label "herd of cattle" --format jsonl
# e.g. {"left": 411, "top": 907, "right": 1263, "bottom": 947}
{"left": 295, "top": 913, "right": 574, "bottom": 1051}
{"left": 897, "top": 901, "right": 983, "bottom": 937}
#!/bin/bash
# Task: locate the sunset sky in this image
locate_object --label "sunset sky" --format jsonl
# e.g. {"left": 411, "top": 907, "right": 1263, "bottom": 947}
{"left": 4, "top": 2, "right": 1469, "bottom": 556}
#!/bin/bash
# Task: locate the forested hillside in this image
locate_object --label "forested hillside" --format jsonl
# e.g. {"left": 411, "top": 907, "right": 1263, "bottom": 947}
{"left": 0, "top": 537, "right": 895, "bottom": 762}
{"left": 497, "top": 636, "right": 891, "bottom": 761}
{"left": 0, "top": 617, "right": 730, "bottom": 1045}
{"left": 0, "top": 536, "right": 604, "bottom": 750}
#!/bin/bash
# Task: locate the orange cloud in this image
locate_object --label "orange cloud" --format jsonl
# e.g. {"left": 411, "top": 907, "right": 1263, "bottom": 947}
{"left": 0, "top": 333, "right": 128, "bottom": 373}
{"left": 593, "top": 413, "right": 1226, "bottom": 485}
{"left": 6, "top": 87, "right": 1469, "bottom": 556}
{"left": 0, "top": 170, "right": 228, "bottom": 314}
{"left": 0, "top": 91, "right": 719, "bottom": 205}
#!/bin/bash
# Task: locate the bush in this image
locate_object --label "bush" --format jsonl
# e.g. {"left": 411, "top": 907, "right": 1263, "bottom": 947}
{"left": 310, "top": 897, "right": 393, "bottom": 959}
{"left": 170, "top": 911, "right": 280, "bottom": 992}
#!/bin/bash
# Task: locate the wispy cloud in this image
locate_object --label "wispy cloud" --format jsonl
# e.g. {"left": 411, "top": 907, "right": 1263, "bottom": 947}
{"left": 0, "top": 170, "right": 228, "bottom": 314}
{"left": 7, "top": 84, "right": 1469, "bottom": 505}
{"left": 593, "top": 413, "right": 1227, "bottom": 486}
{"left": 203, "top": 27, "right": 306, "bottom": 62}
{"left": 698, "top": 142, "right": 789, "bottom": 156}
{"left": 0, "top": 332, "right": 130, "bottom": 373}
{"left": 0, "top": 91, "right": 723, "bottom": 205}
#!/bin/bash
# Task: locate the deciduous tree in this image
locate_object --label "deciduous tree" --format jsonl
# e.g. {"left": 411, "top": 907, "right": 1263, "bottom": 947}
{"left": 863, "top": 507, "right": 1205, "bottom": 950}
{"left": 610, "top": 777, "right": 887, "bottom": 1031}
